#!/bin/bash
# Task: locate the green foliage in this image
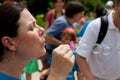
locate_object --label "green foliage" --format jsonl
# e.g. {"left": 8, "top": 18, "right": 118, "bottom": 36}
{"left": 80, "top": 0, "right": 109, "bottom": 16}
{"left": 35, "top": 14, "right": 45, "bottom": 28}
{"left": 47, "top": 1, "right": 55, "bottom": 11}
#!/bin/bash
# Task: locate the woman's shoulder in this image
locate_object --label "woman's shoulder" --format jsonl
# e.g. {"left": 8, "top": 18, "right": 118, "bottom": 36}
{"left": 47, "top": 9, "right": 55, "bottom": 15}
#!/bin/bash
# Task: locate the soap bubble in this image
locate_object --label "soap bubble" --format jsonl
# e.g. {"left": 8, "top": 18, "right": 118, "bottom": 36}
{"left": 93, "top": 44, "right": 103, "bottom": 55}
{"left": 102, "top": 44, "right": 111, "bottom": 56}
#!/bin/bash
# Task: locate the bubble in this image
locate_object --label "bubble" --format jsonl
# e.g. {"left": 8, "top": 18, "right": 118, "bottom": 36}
{"left": 93, "top": 44, "right": 103, "bottom": 55}
{"left": 103, "top": 44, "right": 111, "bottom": 56}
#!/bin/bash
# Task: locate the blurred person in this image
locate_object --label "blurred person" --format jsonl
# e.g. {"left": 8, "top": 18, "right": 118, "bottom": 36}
{"left": 77, "top": 5, "right": 107, "bottom": 37}
{"left": 78, "top": 16, "right": 89, "bottom": 27}
{"left": 73, "top": 15, "right": 89, "bottom": 33}
{"left": 45, "top": 0, "right": 65, "bottom": 30}
{"left": 0, "top": 2, "right": 75, "bottom": 80}
{"left": 105, "top": 0, "right": 114, "bottom": 14}
{"left": 76, "top": 0, "right": 120, "bottom": 79}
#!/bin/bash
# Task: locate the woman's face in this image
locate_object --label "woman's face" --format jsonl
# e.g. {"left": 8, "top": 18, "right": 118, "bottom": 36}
{"left": 14, "top": 9, "right": 46, "bottom": 60}
{"left": 55, "top": 0, "right": 64, "bottom": 10}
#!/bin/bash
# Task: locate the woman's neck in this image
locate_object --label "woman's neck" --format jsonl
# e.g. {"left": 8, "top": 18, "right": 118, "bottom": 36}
{"left": 54, "top": 9, "right": 64, "bottom": 18}
{"left": 0, "top": 53, "right": 28, "bottom": 78}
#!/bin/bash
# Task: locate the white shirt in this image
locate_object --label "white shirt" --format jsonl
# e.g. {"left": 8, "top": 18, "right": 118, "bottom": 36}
{"left": 76, "top": 12, "right": 120, "bottom": 80}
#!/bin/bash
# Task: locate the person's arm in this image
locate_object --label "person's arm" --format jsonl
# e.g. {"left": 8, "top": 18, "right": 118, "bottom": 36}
{"left": 43, "top": 34, "right": 62, "bottom": 46}
{"left": 76, "top": 55, "right": 95, "bottom": 80}
{"left": 77, "top": 71, "right": 83, "bottom": 80}
{"left": 44, "top": 10, "right": 53, "bottom": 30}
{"left": 45, "top": 21, "right": 50, "bottom": 30}
{"left": 47, "top": 44, "right": 75, "bottom": 80}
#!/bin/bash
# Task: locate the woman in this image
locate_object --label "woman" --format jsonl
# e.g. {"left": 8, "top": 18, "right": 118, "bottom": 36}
{"left": 0, "top": 2, "right": 74, "bottom": 80}
{"left": 45, "top": 0, "right": 65, "bottom": 30}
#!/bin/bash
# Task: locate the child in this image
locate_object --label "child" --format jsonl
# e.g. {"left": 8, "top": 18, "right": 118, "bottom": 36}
{"left": 40, "top": 27, "right": 83, "bottom": 80}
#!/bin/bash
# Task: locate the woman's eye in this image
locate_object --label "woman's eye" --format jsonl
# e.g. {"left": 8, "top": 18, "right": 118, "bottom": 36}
{"left": 29, "top": 22, "right": 37, "bottom": 31}
{"left": 29, "top": 25, "right": 34, "bottom": 30}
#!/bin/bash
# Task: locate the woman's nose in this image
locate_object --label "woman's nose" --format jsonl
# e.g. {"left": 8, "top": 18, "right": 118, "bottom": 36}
{"left": 38, "top": 26, "right": 45, "bottom": 36}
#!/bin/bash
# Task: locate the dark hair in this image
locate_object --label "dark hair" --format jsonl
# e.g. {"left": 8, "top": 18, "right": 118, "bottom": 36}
{"left": 65, "top": 1, "right": 84, "bottom": 18}
{"left": 0, "top": 2, "right": 25, "bottom": 61}
{"left": 94, "top": 5, "right": 107, "bottom": 18}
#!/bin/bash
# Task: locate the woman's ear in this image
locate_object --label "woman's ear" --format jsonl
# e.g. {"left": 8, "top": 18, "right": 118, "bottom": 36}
{"left": 1, "top": 36, "right": 16, "bottom": 51}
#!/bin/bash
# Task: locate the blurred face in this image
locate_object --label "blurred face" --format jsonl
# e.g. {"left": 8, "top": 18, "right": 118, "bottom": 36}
{"left": 55, "top": 0, "right": 64, "bottom": 10}
{"left": 14, "top": 9, "right": 46, "bottom": 60}
{"left": 61, "top": 33, "right": 72, "bottom": 44}
{"left": 73, "top": 11, "right": 84, "bottom": 23}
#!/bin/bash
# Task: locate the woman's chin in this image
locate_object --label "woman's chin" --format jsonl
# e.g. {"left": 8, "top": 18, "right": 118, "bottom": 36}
{"left": 40, "top": 49, "right": 46, "bottom": 57}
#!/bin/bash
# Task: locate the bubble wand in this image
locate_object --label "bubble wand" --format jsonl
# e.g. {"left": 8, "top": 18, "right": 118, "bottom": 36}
{"left": 69, "top": 41, "right": 74, "bottom": 50}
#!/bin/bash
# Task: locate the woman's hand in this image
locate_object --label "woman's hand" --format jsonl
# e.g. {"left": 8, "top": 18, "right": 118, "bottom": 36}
{"left": 47, "top": 44, "right": 75, "bottom": 80}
